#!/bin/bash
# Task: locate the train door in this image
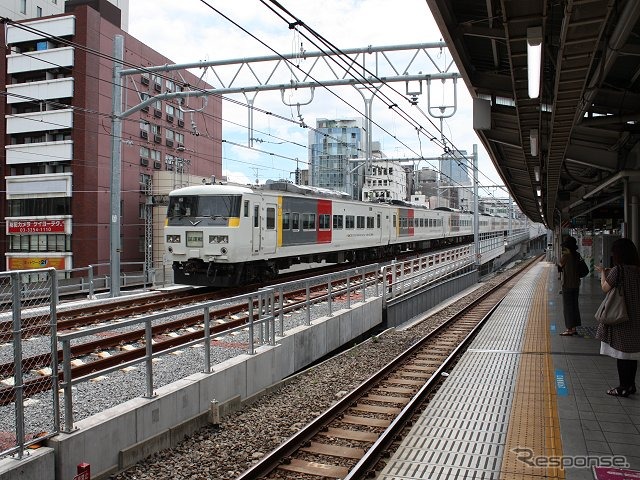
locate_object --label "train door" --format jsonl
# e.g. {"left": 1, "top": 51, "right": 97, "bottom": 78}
{"left": 390, "top": 213, "right": 398, "bottom": 243}
{"left": 262, "top": 203, "right": 277, "bottom": 254}
{"left": 252, "top": 204, "right": 260, "bottom": 254}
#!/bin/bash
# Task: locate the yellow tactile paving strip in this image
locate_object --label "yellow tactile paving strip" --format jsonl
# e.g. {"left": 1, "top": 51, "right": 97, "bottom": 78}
{"left": 500, "top": 265, "right": 564, "bottom": 479}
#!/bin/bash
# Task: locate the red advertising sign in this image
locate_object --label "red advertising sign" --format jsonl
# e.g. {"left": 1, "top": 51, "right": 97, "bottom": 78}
{"left": 7, "top": 219, "right": 66, "bottom": 234}
{"left": 594, "top": 466, "right": 640, "bottom": 479}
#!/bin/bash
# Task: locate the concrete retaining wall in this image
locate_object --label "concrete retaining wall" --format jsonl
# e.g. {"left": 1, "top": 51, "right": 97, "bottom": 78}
{"left": 0, "top": 448, "right": 55, "bottom": 480}
{"left": 47, "top": 297, "right": 383, "bottom": 480}
{"left": 385, "top": 271, "right": 478, "bottom": 328}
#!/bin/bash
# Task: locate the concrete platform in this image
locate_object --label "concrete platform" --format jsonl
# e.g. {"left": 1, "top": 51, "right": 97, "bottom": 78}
{"left": 377, "top": 262, "right": 640, "bottom": 480}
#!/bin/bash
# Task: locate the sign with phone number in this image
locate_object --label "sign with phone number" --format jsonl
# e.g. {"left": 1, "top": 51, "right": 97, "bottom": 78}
{"left": 8, "top": 220, "right": 66, "bottom": 234}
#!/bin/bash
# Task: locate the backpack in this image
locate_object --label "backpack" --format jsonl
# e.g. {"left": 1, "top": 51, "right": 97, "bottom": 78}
{"left": 577, "top": 255, "right": 590, "bottom": 278}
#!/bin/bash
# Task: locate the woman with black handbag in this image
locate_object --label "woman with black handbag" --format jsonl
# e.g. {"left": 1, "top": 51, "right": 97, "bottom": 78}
{"left": 595, "top": 238, "right": 640, "bottom": 397}
{"left": 557, "top": 236, "right": 582, "bottom": 335}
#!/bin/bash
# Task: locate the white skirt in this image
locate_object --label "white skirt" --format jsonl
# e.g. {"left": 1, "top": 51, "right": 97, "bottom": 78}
{"left": 600, "top": 341, "right": 640, "bottom": 360}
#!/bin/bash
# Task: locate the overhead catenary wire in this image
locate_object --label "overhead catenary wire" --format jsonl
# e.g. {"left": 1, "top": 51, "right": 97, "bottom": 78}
{"left": 4, "top": 10, "right": 509, "bottom": 205}
{"left": 197, "top": 0, "right": 503, "bottom": 201}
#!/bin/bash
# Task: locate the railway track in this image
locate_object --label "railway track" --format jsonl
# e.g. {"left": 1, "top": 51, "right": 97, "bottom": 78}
{"left": 0, "top": 271, "right": 378, "bottom": 405}
{"left": 1, "top": 244, "right": 459, "bottom": 344}
{"left": 236, "top": 256, "right": 540, "bottom": 480}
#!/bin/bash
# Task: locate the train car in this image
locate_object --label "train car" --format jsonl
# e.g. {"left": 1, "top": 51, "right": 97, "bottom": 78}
{"left": 164, "top": 181, "right": 517, "bottom": 287}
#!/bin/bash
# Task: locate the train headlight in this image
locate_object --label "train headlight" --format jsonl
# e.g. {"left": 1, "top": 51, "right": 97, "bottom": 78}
{"left": 209, "top": 235, "right": 229, "bottom": 244}
{"left": 166, "top": 235, "right": 181, "bottom": 243}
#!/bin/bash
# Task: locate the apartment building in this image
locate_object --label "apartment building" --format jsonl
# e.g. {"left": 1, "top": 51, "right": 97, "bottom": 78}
{"left": 1, "top": 1, "right": 222, "bottom": 274}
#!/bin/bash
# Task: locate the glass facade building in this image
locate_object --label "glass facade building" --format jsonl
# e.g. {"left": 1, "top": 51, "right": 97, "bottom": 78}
{"left": 308, "top": 118, "right": 364, "bottom": 198}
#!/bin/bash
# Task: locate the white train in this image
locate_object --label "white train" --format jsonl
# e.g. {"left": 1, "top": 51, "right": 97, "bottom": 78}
{"left": 164, "top": 181, "right": 526, "bottom": 287}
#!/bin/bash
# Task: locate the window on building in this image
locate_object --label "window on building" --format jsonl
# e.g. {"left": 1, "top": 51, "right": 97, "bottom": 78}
{"left": 20, "top": 0, "right": 26, "bottom": 14}
{"left": 140, "top": 147, "right": 150, "bottom": 158}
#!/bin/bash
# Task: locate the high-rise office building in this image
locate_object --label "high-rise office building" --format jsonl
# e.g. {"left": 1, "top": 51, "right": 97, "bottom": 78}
{"left": 308, "top": 118, "right": 364, "bottom": 198}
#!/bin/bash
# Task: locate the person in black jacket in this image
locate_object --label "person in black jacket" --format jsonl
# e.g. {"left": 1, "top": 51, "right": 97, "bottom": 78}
{"left": 557, "top": 236, "right": 582, "bottom": 336}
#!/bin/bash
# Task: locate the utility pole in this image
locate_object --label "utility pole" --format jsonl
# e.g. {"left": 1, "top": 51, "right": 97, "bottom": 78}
{"left": 109, "top": 35, "right": 124, "bottom": 297}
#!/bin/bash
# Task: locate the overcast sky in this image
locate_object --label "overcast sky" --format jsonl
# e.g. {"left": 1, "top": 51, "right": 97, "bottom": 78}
{"left": 128, "top": 0, "right": 505, "bottom": 195}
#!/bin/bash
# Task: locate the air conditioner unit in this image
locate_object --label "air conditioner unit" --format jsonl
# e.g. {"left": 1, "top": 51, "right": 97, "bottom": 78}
{"left": 154, "top": 83, "right": 161, "bottom": 92}
{"left": 153, "top": 108, "right": 162, "bottom": 118}
{"left": 166, "top": 114, "right": 174, "bottom": 123}
{"left": 141, "top": 76, "right": 149, "bottom": 85}
{"left": 140, "top": 158, "right": 149, "bottom": 166}
{"left": 140, "top": 130, "right": 148, "bottom": 139}
{"left": 141, "top": 106, "right": 149, "bottom": 113}
{"left": 153, "top": 161, "right": 161, "bottom": 169}
{"left": 153, "top": 134, "right": 161, "bottom": 143}
{"left": 166, "top": 139, "right": 174, "bottom": 147}
{"left": 177, "top": 119, "right": 184, "bottom": 127}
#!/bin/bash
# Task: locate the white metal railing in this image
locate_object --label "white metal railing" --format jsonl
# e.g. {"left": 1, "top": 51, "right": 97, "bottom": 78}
{"left": 57, "top": 289, "right": 275, "bottom": 432}
{"left": 381, "top": 245, "right": 476, "bottom": 301}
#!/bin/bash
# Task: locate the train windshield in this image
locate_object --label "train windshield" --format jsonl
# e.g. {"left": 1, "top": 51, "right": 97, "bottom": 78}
{"left": 167, "top": 195, "right": 242, "bottom": 219}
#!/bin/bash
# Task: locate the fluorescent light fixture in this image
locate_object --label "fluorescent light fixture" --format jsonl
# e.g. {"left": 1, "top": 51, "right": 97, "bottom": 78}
{"left": 527, "top": 27, "right": 542, "bottom": 99}
{"left": 534, "top": 165, "right": 540, "bottom": 182}
{"left": 530, "top": 129, "right": 539, "bottom": 156}
{"left": 536, "top": 187, "right": 542, "bottom": 197}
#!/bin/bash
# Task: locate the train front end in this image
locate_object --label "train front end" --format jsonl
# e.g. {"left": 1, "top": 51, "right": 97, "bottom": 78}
{"left": 164, "top": 185, "right": 252, "bottom": 287}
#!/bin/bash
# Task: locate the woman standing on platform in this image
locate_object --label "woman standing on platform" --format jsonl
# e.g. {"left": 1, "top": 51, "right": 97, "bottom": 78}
{"left": 595, "top": 238, "right": 640, "bottom": 397}
{"left": 557, "top": 236, "right": 582, "bottom": 336}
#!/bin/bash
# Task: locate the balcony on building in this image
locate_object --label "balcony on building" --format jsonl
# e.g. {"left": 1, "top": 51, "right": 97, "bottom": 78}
{"left": 6, "top": 140, "right": 73, "bottom": 165}
{"left": 7, "top": 46, "right": 75, "bottom": 74}
{"left": 6, "top": 109, "right": 73, "bottom": 135}
{"left": 6, "top": 77, "right": 74, "bottom": 103}
{"left": 6, "top": 16, "right": 75, "bottom": 45}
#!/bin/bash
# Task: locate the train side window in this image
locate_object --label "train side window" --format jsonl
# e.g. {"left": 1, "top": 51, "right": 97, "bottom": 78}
{"left": 303, "top": 213, "right": 316, "bottom": 230}
{"left": 357, "top": 216, "right": 365, "bottom": 229}
{"left": 282, "top": 212, "right": 290, "bottom": 230}
{"left": 333, "top": 214, "right": 343, "bottom": 229}
{"left": 266, "top": 207, "right": 275, "bottom": 230}
{"left": 292, "top": 213, "right": 300, "bottom": 231}
{"left": 253, "top": 205, "right": 259, "bottom": 227}
{"left": 366, "top": 216, "right": 374, "bottom": 228}
{"left": 319, "top": 214, "right": 330, "bottom": 230}
{"left": 244, "top": 200, "right": 250, "bottom": 217}
{"left": 346, "top": 215, "right": 355, "bottom": 229}
{"left": 376, "top": 214, "right": 381, "bottom": 228}
{"left": 393, "top": 215, "right": 396, "bottom": 228}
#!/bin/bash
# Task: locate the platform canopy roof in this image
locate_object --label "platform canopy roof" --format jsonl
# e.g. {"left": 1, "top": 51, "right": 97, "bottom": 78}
{"left": 427, "top": 0, "right": 640, "bottom": 228}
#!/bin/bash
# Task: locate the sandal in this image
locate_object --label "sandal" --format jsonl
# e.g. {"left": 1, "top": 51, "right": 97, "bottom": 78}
{"left": 560, "top": 330, "right": 577, "bottom": 336}
{"left": 607, "top": 387, "right": 631, "bottom": 397}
